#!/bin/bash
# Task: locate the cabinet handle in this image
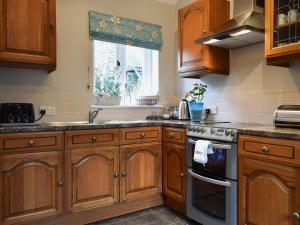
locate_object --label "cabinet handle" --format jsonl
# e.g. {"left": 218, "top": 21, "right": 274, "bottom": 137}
{"left": 114, "top": 173, "right": 119, "bottom": 178}
{"left": 28, "top": 139, "right": 35, "bottom": 146}
{"left": 49, "top": 22, "right": 55, "bottom": 29}
{"left": 293, "top": 212, "right": 300, "bottom": 220}
{"left": 261, "top": 146, "right": 268, "bottom": 154}
{"left": 57, "top": 181, "right": 63, "bottom": 187}
{"left": 169, "top": 132, "right": 175, "bottom": 137}
{"left": 140, "top": 133, "right": 145, "bottom": 138}
{"left": 122, "top": 173, "right": 127, "bottom": 177}
{"left": 91, "top": 135, "right": 97, "bottom": 142}
{"left": 180, "top": 173, "right": 184, "bottom": 177}
{"left": 202, "top": 29, "right": 207, "bottom": 34}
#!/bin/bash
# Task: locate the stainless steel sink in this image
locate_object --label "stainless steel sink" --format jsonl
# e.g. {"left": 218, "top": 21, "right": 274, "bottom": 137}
{"left": 48, "top": 121, "right": 91, "bottom": 126}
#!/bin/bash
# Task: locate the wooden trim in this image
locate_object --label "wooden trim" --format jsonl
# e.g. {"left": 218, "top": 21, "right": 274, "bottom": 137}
{"left": 163, "top": 127, "right": 186, "bottom": 145}
{"left": 23, "top": 195, "right": 163, "bottom": 225}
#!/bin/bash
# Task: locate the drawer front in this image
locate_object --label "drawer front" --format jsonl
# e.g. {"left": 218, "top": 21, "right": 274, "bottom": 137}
{"left": 121, "top": 127, "right": 162, "bottom": 144}
{"left": 66, "top": 129, "right": 120, "bottom": 149}
{"left": 0, "top": 132, "right": 64, "bottom": 153}
{"left": 238, "top": 135, "right": 300, "bottom": 167}
{"left": 163, "top": 127, "right": 186, "bottom": 145}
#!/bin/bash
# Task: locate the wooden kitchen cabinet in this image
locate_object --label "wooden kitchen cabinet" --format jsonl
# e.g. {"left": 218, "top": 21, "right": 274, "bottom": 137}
{"left": 162, "top": 127, "right": 186, "bottom": 215}
{"left": 178, "top": 0, "right": 230, "bottom": 77}
{"left": 0, "top": 151, "right": 63, "bottom": 225}
{"left": 66, "top": 146, "right": 119, "bottom": 213}
{"left": 163, "top": 143, "right": 186, "bottom": 215}
{"left": 265, "top": 0, "right": 300, "bottom": 66}
{"left": 239, "top": 158, "right": 300, "bottom": 225}
{"left": 120, "top": 143, "right": 162, "bottom": 202}
{"left": 0, "top": 0, "right": 56, "bottom": 72}
{"left": 238, "top": 135, "right": 300, "bottom": 225}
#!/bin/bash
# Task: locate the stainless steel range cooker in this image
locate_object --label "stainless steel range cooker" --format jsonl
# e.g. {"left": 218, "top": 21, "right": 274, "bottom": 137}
{"left": 186, "top": 123, "right": 238, "bottom": 225}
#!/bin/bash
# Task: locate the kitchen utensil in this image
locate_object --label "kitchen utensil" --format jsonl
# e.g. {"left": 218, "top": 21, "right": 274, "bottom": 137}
{"left": 274, "top": 105, "right": 300, "bottom": 128}
{"left": 178, "top": 99, "right": 190, "bottom": 120}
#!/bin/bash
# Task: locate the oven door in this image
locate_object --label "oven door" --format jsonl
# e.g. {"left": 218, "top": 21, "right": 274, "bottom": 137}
{"left": 187, "top": 169, "right": 237, "bottom": 225}
{"left": 187, "top": 138, "right": 237, "bottom": 180}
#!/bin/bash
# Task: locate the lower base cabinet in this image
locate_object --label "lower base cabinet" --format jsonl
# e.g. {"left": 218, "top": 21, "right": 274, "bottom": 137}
{"left": 0, "top": 151, "right": 63, "bottom": 225}
{"left": 67, "top": 146, "right": 119, "bottom": 213}
{"left": 120, "top": 143, "right": 162, "bottom": 202}
{"left": 239, "top": 158, "right": 300, "bottom": 225}
{"left": 163, "top": 143, "right": 186, "bottom": 214}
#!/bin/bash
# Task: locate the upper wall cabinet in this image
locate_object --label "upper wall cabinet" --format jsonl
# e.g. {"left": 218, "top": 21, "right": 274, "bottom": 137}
{"left": 265, "top": 0, "right": 300, "bottom": 66}
{"left": 0, "top": 0, "right": 56, "bottom": 72}
{"left": 178, "top": 0, "right": 230, "bottom": 78}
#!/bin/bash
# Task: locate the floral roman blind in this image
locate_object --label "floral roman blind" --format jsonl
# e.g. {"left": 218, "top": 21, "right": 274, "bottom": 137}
{"left": 89, "top": 11, "right": 163, "bottom": 50}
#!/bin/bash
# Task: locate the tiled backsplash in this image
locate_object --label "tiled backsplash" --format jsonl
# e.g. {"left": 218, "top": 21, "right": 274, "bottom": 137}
{"left": 177, "top": 43, "right": 300, "bottom": 124}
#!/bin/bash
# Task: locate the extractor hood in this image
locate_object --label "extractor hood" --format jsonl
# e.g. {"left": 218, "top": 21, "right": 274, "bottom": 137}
{"left": 195, "top": 0, "right": 265, "bottom": 49}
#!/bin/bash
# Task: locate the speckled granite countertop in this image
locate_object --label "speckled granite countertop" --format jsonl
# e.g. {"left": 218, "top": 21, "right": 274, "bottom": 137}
{"left": 1, "top": 120, "right": 300, "bottom": 141}
{"left": 238, "top": 126, "right": 300, "bottom": 141}
{"left": 0, "top": 120, "right": 191, "bottom": 134}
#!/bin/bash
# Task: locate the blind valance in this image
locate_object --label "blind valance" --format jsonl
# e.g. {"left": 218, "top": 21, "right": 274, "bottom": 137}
{"left": 89, "top": 11, "right": 163, "bottom": 50}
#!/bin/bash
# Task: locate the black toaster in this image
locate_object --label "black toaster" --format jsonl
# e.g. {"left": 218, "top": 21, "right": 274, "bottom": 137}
{"left": 0, "top": 103, "right": 35, "bottom": 123}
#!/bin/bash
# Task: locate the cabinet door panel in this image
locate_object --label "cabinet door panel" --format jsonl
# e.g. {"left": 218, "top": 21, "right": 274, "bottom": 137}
{"left": 0, "top": 152, "right": 63, "bottom": 225}
{"left": 163, "top": 144, "right": 185, "bottom": 203}
{"left": 239, "top": 158, "right": 300, "bottom": 225}
{"left": 178, "top": 1, "right": 207, "bottom": 73}
{"left": 67, "top": 146, "right": 119, "bottom": 213}
{"left": 120, "top": 143, "right": 162, "bottom": 202}
{"left": 0, "top": 0, "right": 56, "bottom": 70}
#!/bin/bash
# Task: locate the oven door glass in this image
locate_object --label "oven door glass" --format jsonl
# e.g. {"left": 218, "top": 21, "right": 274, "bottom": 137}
{"left": 191, "top": 141, "right": 229, "bottom": 178}
{"left": 189, "top": 169, "right": 229, "bottom": 221}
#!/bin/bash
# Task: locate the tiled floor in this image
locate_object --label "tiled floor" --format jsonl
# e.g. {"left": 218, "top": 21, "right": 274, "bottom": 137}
{"left": 88, "top": 206, "right": 200, "bottom": 225}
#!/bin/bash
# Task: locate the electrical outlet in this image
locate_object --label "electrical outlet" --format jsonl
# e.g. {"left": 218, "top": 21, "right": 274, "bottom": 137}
{"left": 206, "top": 105, "right": 217, "bottom": 114}
{"left": 40, "top": 106, "right": 56, "bottom": 116}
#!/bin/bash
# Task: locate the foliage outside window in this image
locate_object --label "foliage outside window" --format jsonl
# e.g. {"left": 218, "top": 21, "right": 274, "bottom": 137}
{"left": 93, "top": 40, "right": 159, "bottom": 105}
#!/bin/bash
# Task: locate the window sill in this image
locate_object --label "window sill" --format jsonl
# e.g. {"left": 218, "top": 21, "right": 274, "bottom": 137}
{"left": 90, "top": 104, "right": 165, "bottom": 109}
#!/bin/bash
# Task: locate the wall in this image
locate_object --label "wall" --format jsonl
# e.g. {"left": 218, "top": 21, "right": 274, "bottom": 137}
{"left": 0, "top": 0, "right": 178, "bottom": 122}
{"left": 176, "top": 0, "right": 300, "bottom": 124}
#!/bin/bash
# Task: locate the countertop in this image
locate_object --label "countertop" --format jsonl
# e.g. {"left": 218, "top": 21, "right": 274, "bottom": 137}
{"left": 1, "top": 120, "right": 300, "bottom": 141}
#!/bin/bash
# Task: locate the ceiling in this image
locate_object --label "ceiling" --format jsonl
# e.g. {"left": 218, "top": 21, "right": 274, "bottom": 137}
{"left": 154, "top": 0, "right": 178, "bottom": 5}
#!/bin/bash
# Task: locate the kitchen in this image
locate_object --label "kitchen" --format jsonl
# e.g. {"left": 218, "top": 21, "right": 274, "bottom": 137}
{"left": 0, "top": 0, "right": 300, "bottom": 225}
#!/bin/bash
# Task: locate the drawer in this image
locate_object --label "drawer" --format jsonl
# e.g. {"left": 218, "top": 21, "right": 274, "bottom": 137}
{"left": 0, "top": 132, "right": 64, "bottom": 154}
{"left": 238, "top": 135, "right": 300, "bottom": 167}
{"left": 66, "top": 129, "right": 120, "bottom": 149}
{"left": 121, "top": 126, "right": 162, "bottom": 144}
{"left": 163, "top": 127, "right": 186, "bottom": 145}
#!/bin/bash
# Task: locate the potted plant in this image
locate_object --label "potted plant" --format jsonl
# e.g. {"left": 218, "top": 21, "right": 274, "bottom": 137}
{"left": 184, "top": 83, "right": 207, "bottom": 122}
{"left": 94, "top": 67, "right": 122, "bottom": 106}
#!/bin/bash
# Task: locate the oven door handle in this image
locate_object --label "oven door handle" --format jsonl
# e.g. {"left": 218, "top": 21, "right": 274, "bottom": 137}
{"left": 188, "top": 139, "right": 232, "bottom": 150}
{"left": 188, "top": 169, "right": 232, "bottom": 187}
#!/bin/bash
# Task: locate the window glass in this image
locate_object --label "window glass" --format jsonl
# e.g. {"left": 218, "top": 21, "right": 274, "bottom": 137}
{"left": 93, "top": 40, "right": 159, "bottom": 105}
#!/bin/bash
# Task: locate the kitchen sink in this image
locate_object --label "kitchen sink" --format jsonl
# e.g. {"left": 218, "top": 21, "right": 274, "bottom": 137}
{"left": 48, "top": 121, "right": 91, "bottom": 126}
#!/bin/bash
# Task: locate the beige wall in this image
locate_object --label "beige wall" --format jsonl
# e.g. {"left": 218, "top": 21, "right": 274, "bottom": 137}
{"left": 0, "top": 0, "right": 178, "bottom": 122}
{"left": 176, "top": 0, "right": 300, "bottom": 124}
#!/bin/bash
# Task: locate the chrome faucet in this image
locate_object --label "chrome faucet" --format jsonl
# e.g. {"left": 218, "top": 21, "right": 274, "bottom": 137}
{"left": 89, "top": 108, "right": 103, "bottom": 123}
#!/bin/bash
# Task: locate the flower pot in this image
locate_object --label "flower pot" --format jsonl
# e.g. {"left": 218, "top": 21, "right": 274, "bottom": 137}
{"left": 96, "top": 94, "right": 121, "bottom": 106}
{"left": 188, "top": 102, "right": 204, "bottom": 122}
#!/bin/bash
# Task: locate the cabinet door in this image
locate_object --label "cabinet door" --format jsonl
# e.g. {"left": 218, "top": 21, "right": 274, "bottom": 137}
{"left": 67, "top": 146, "right": 119, "bottom": 213}
{"left": 163, "top": 144, "right": 186, "bottom": 203}
{"left": 120, "top": 143, "right": 162, "bottom": 202}
{"left": 178, "top": 0, "right": 208, "bottom": 74}
{"left": 0, "top": 151, "right": 63, "bottom": 225}
{"left": 0, "top": 0, "right": 56, "bottom": 70}
{"left": 239, "top": 158, "right": 300, "bottom": 225}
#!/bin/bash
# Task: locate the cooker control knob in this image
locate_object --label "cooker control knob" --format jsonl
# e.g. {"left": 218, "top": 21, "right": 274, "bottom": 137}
{"left": 225, "top": 130, "right": 230, "bottom": 136}
{"left": 231, "top": 130, "right": 236, "bottom": 137}
{"left": 200, "top": 128, "right": 205, "bottom": 133}
{"left": 196, "top": 127, "right": 201, "bottom": 132}
{"left": 211, "top": 128, "right": 216, "bottom": 134}
{"left": 192, "top": 127, "right": 197, "bottom": 132}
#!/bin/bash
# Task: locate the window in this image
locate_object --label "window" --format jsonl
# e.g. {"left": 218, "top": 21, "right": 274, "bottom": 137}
{"left": 93, "top": 40, "right": 159, "bottom": 105}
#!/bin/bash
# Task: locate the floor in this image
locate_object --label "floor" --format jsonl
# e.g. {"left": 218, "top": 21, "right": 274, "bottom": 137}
{"left": 88, "top": 206, "right": 200, "bottom": 225}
